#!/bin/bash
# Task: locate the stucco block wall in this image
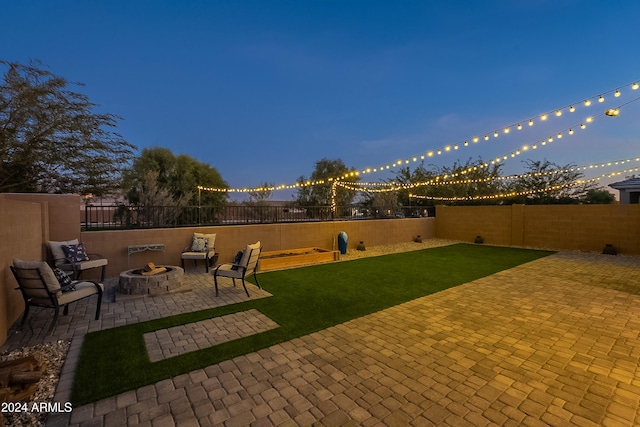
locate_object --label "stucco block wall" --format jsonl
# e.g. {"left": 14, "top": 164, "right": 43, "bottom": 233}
{"left": 436, "top": 204, "right": 640, "bottom": 254}
{"left": 523, "top": 205, "right": 640, "bottom": 253}
{"left": 81, "top": 218, "right": 435, "bottom": 276}
{"left": 434, "top": 205, "right": 515, "bottom": 245}
{"left": 0, "top": 196, "right": 48, "bottom": 344}
{"left": 4, "top": 194, "right": 80, "bottom": 242}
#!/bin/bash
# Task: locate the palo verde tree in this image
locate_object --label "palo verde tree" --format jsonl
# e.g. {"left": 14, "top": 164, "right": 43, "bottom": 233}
{"left": 0, "top": 60, "right": 136, "bottom": 195}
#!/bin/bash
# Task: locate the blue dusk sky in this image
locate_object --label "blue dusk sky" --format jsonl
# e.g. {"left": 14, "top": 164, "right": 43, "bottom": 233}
{"left": 3, "top": 0, "right": 640, "bottom": 200}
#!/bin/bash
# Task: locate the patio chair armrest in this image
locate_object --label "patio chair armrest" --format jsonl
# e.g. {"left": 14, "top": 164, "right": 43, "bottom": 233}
{"left": 87, "top": 253, "right": 105, "bottom": 260}
{"left": 70, "top": 280, "right": 104, "bottom": 294}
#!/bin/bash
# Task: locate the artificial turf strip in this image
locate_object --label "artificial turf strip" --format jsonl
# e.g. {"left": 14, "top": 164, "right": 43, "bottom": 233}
{"left": 72, "top": 243, "right": 553, "bottom": 405}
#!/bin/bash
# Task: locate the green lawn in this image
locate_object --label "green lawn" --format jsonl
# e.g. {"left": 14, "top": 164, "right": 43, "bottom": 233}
{"left": 72, "top": 244, "right": 553, "bottom": 405}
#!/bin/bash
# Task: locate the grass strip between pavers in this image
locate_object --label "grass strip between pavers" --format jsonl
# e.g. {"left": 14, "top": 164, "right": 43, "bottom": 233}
{"left": 72, "top": 244, "right": 553, "bottom": 405}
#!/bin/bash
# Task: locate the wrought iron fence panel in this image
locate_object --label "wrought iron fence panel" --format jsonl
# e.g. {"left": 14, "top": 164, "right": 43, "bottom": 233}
{"left": 82, "top": 204, "right": 435, "bottom": 230}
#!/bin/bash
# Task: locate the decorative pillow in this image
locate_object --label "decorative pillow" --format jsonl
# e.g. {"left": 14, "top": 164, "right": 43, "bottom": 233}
{"left": 63, "top": 242, "right": 90, "bottom": 264}
{"left": 194, "top": 233, "right": 216, "bottom": 252}
{"left": 191, "top": 236, "right": 207, "bottom": 252}
{"left": 52, "top": 267, "right": 76, "bottom": 292}
{"left": 231, "top": 250, "right": 244, "bottom": 270}
{"left": 48, "top": 239, "right": 79, "bottom": 266}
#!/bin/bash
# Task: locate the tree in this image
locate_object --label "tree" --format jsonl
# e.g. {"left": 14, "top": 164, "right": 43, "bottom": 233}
{"left": 0, "top": 60, "right": 136, "bottom": 195}
{"left": 246, "top": 182, "right": 273, "bottom": 204}
{"left": 243, "top": 182, "right": 276, "bottom": 223}
{"left": 131, "top": 170, "right": 189, "bottom": 226}
{"left": 391, "top": 158, "right": 504, "bottom": 206}
{"left": 123, "top": 147, "right": 228, "bottom": 207}
{"left": 582, "top": 188, "right": 615, "bottom": 204}
{"left": 295, "top": 158, "right": 359, "bottom": 207}
{"left": 505, "top": 159, "right": 597, "bottom": 204}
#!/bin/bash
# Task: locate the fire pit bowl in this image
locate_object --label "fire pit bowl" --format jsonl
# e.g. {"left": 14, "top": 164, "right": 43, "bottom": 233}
{"left": 119, "top": 265, "right": 184, "bottom": 296}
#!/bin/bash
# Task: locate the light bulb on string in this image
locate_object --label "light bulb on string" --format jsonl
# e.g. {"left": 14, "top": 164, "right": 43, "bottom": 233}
{"left": 493, "top": 131, "right": 498, "bottom": 138}
{"left": 528, "top": 119, "right": 534, "bottom": 126}
{"left": 615, "top": 90, "right": 621, "bottom": 97}
{"left": 569, "top": 129, "right": 574, "bottom": 135}
{"left": 570, "top": 106, "right": 575, "bottom": 112}
{"left": 555, "top": 110, "right": 562, "bottom": 117}
{"left": 584, "top": 99, "right": 591, "bottom": 106}
{"left": 517, "top": 123, "right": 522, "bottom": 130}
{"left": 633, "top": 82, "right": 639, "bottom": 90}
{"left": 540, "top": 114, "right": 548, "bottom": 121}
{"left": 580, "top": 123, "right": 586, "bottom": 129}
{"left": 598, "top": 95, "right": 605, "bottom": 103}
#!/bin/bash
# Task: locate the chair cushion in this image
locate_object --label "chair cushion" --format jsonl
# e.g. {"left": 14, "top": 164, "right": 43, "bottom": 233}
{"left": 58, "top": 281, "right": 103, "bottom": 305}
{"left": 214, "top": 264, "right": 243, "bottom": 279}
{"left": 13, "top": 259, "right": 62, "bottom": 296}
{"left": 239, "top": 241, "right": 261, "bottom": 267}
{"left": 181, "top": 251, "right": 208, "bottom": 260}
{"left": 48, "top": 239, "right": 79, "bottom": 266}
{"left": 63, "top": 243, "right": 90, "bottom": 264}
{"left": 74, "top": 258, "right": 108, "bottom": 270}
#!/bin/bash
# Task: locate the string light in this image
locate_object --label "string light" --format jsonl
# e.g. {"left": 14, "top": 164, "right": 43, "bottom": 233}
{"left": 201, "top": 83, "right": 640, "bottom": 191}
{"left": 329, "top": 80, "right": 640, "bottom": 181}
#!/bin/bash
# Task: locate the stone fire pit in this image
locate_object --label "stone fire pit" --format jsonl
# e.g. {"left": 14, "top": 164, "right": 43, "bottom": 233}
{"left": 119, "top": 265, "right": 185, "bottom": 296}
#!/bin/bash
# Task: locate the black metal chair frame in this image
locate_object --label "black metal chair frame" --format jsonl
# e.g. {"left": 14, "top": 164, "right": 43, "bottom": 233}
{"left": 212, "top": 246, "right": 262, "bottom": 297}
{"left": 10, "top": 266, "right": 103, "bottom": 335}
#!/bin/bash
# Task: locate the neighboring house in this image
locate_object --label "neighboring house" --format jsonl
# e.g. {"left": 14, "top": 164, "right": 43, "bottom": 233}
{"left": 609, "top": 177, "right": 640, "bottom": 204}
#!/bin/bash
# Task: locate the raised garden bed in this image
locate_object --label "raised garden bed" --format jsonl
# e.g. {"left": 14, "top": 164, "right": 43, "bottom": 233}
{"left": 259, "top": 247, "right": 339, "bottom": 271}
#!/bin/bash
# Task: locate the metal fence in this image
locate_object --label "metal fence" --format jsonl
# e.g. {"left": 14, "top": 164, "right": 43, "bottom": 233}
{"left": 82, "top": 204, "right": 436, "bottom": 231}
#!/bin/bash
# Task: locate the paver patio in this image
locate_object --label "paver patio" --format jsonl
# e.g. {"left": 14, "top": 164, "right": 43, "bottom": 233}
{"left": 2, "top": 243, "right": 640, "bottom": 426}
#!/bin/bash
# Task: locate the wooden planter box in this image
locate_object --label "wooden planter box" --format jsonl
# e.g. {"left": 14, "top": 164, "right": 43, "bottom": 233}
{"left": 259, "top": 247, "right": 339, "bottom": 271}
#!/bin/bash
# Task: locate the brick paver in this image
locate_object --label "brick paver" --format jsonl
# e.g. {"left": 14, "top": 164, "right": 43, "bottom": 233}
{"left": 144, "top": 309, "right": 279, "bottom": 361}
{"left": 3, "top": 242, "right": 640, "bottom": 426}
